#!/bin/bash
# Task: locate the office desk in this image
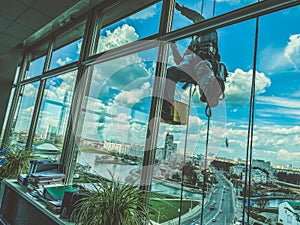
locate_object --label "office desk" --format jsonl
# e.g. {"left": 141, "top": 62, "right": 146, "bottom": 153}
{"left": 0, "top": 179, "right": 74, "bottom": 225}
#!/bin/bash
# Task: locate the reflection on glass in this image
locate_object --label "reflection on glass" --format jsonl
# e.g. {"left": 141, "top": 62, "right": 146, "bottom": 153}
{"left": 254, "top": 6, "right": 300, "bottom": 212}
{"left": 49, "top": 40, "right": 82, "bottom": 70}
{"left": 75, "top": 48, "right": 157, "bottom": 205}
{"left": 27, "top": 56, "right": 46, "bottom": 79}
{"left": 8, "top": 82, "right": 39, "bottom": 147}
{"left": 32, "top": 71, "right": 77, "bottom": 158}
{"left": 49, "top": 22, "right": 85, "bottom": 70}
{"left": 172, "top": 0, "right": 202, "bottom": 30}
{"left": 214, "top": 0, "right": 257, "bottom": 17}
{"left": 14, "top": 66, "right": 20, "bottom": 84}
{"left": 156, "top": 20, "right": 255, "bottom": 223}
{"left": 173, "top": 0, "right": 258, "bottom": 31}
{"left": 25, "top": 42, "right": 49, "bottom": 80}
{"left": 96, "top": 2, "right": 162, "bottom": 54}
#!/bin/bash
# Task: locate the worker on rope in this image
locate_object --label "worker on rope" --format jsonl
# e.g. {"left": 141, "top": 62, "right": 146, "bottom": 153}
{"left": 161, "top": 2, "right": 228, "bottom": 124}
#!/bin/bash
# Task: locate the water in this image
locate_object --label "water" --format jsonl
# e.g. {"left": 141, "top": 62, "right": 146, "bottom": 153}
{"left": 77, "top": 151, "right": 201, "bottom": 198}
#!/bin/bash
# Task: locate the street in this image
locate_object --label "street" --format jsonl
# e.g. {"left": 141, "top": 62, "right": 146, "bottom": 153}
{"left": 183, "top": 170, "right": 235, "bottom": 225}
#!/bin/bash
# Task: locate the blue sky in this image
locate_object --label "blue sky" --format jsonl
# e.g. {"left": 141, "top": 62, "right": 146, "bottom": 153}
{"left": 18, "top": 1, "right": 300, "bottom": 168}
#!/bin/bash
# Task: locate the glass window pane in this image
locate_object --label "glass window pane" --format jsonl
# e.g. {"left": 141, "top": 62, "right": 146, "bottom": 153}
{"left": 49, "top": 40, "right": 82, "bottom": 70}
{"left": 214, "top": 0, "right": 257, "bottom": 17}
{"left": 8, "top": 82, "right": 40, "bottom": 148}
{"left": 96, "top": 2, "right": 162, "bottom": 54}
{"left": 25, "top": 42, "right": 49, "bottom": 79}
{"left": 172, "top": 0, "right": 202, "bottom": 31}
{"left": 27, "top": 56, "right": 46, "bottom": 79}
{"left": 156, "top": 19, "right": 257, "bottom": 224}
{"left": 74, "top": 47, "right": 157, "bottom": 186}
{"left": 173, "top": 0, "right": 258, "bottom": 31}
{"left": 256, "top": 7, "right": 300, "bottom": 168}
{"left": 49, "top": 22, "right": 85, "bottom": 70}
{"left": 32, "top": 71, "right": 77, "bottom": 159}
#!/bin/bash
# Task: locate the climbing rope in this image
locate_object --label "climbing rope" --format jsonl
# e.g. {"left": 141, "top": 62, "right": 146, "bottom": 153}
{"left": 200, "top": 104, "right": 212, "bottom": 225}
{"left": 201, "top": 0, "right": 205, "bottom": 15}
{"left": 213, "top": 0, "right": 216, "bottom": 17}
{"left": 178, "top": 85, "right": 194, "bottom": 225}
{"left": 242, "top": 10, "right": 260, "bottom": 225}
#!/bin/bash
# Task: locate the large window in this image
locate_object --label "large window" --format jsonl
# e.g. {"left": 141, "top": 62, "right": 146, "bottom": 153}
{"left": 254, "top": 5, "right": 300, "bottom": 171}
{"left": 49, "top": 22, "right": 85, "bottom": 70}
{"left": 32, "top": 71, "right": 77, "bottom": 159}
{"left": 96, "top": 1, "right": 162, "bottom": 54}
{"left": 8, "top": 82, "right": 39, "bottom": 148}
{"left": 25, "top": 42, "right": 49, "bottom": 79}
{"left": 172, "top": 0, "right": 258, "bottom": 31}
{"left": 1, "top": 1, "right": 299, "bottom": 224}
{"left": 75, "top": 47, "right": 157, "bottom": 185}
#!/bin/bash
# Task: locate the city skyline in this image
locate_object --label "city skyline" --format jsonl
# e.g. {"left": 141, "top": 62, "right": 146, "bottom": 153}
{"left": 11, "top": 1, "right": 300, "bottom": 168}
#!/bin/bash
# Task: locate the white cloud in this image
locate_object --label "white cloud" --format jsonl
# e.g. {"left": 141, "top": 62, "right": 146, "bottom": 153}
{"left": 114, "top": 82, "right": 151, "bottom": 107}
{"left": 56, "top": 57, "right": 72, "bottom": 66}
{"left": 268, "top": 126, "right": 300, "bottom": 135}
{"left": 129, "top": 5, "right": 157, "bottom": 20}
{"left": 284, "top": 34, "right": 300, "bottom": 70}
{"left": 225, "top": 68, "right": 271, "bottom": 105}
{"left": 256, "top": 96, "right": 300, "bottom": 108}
{"left": 257, "top": 108, "right": 300, "bottom": 121}
{"left": 291, "top": 90, "right": 300, "bottom": 97}
{"left": 98, "top": 24, "right": 139, "bottom": 53}
{"left": 259, "top": 33, "right": 300, "bottom": 72}
{"left": 22, "top": 83, "right": 38, "bottom": 97}
{"left": 257, "top": 149, "right": 300, "bottom": 162}
{"left": 218, "top": 122, "right": 300, "bottom": 167}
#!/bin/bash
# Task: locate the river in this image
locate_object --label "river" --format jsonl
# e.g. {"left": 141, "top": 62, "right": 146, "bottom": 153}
{"left": 77, "top": 151, "right": 201, "bottom": 198}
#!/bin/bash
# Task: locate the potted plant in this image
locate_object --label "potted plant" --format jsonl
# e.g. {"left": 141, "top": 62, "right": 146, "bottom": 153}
{"left": 71, "top": 176, "right": 152, "bottom": 225}
{"left": 0, "top": 147, "right": 31, "bottom": 181}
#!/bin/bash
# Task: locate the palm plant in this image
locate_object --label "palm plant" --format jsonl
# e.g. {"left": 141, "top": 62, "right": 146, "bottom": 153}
{"left": 72, "top": 176, "right": 152, "bottom": 225}
{"left": 0, "top": 148, "right": 31, "bottom": 181}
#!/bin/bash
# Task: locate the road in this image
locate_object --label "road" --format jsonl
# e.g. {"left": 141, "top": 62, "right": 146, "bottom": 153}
{"left": 182, "top": 170, "right": 235, "bottom": 225}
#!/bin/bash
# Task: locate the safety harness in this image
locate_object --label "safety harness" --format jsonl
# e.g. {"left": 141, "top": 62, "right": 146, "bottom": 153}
{"left": 182, "top": 30, "right": 228, "bottom": 102}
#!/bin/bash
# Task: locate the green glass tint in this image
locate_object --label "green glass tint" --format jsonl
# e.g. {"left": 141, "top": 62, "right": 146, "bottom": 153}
{"left": 74, "top": 47, "right": 158, "bottom": 185}
{"left": 25, "top": 42, "right": 49, "bottom": 79}
{"left": 8, "top": 82, "right": 39, "bottom": 147}
{"left": 49, "top": 22, "right": 85, "bottom": 70}
{"left": 32, "top": 71, "right": 77, "bottom": 159}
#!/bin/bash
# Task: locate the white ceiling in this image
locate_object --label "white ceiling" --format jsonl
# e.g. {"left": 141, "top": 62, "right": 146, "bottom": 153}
{"left": 0, "top": 0, "right": 81, "bottom": 56}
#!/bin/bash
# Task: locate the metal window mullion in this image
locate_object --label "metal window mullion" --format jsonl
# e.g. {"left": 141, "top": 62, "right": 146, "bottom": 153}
{"left": 83, "top": 39, "right": 160, "bottom": 66}
{"left": 160, "top": 0, "right": 300, "bottom": 42}
{"left": 61, "top": 10, "right": 99, "bottom": 183}
{"left": 78, "top": 0, "right": 299, "bottom": 68}
{"left": 25, "top": 79, "right": 46, "bottom": 150}
{"left": 25, "top": 41, "right": 53, "bottom": 150}
{"left": 80, "top": 8, "right": 101, "bottom": 61}
{"left": 1, "top": 52, "right": 28, "bottom": 147}
{"left": 61, "top": 65, "right": 93, "bottom": 184}
{"left": 140, "top": 0, "right": 176, "bottom": 204}
{"left": 43, "top": 40, "right": 54, "bottom": 73}
{"left": 19, "top": 62, "right": 79, "bottom": 85}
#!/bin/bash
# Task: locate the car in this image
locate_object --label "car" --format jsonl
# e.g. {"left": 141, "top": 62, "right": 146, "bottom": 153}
{"left": 212, "top": 218, "right": 217, "bottom": 222}
{"left": 219, "top": 209, "right": 223, "bottom": 213}
{"left": 190, "top": 222, "right": 200, "bottom": 225}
